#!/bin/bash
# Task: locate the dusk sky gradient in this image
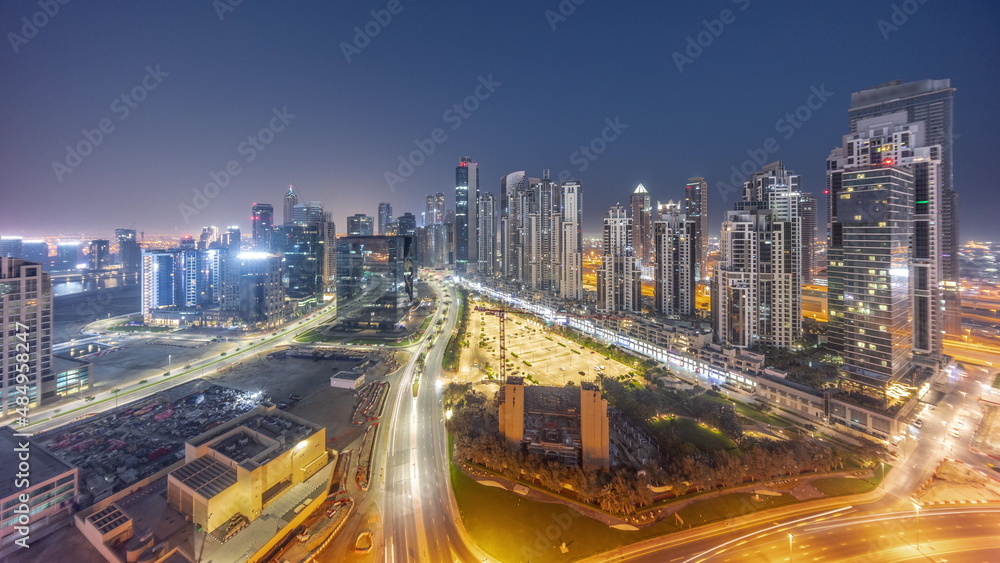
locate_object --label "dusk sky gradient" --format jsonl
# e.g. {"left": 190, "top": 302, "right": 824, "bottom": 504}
{"left": 1, "top": 0, "right": 998, "bottom": 239}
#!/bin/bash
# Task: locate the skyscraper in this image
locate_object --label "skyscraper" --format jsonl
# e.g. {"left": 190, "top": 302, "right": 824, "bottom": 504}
{"left": 283, "top": 184, "right": 299, "bottom": 225}
{"left": 560, "top": 181, "right": 583, "bottom": 301}
{"left": 477, "top": 192, "right": 497, "bottom": 276}
{"left": 629, "top": 184, "right": 653, "bottom": 267}
{"left": 0, "top": 236, "right": 23, "bottom": 258}
{"left": 347, "top": 214, "right": 375, "bottom": 236}
{"left": 684, "top": 177, "right": 709, "bottom": 281}
{"left": 654, "top": 201, "right": 696, "bottom": 317}
{"left": 0, "top": 258, "right": 54, "bottom": 417}
{"left": 597, "top": 204, "right": 640, "bottom": 313}
{"left": 251, "top": 203, "right": 274, "bottom": 251}
{"left": 714, "top": 162, "right": 802, "bottom": 350}
{"left": 455, "top": 157, "right": 479, "bottom": 274}
{"left": 116, "top": 228, "right": 142, "bottom": 273}
{"left": 293, "top": 201, "right": 325, "bottom": 223}
{"left": 56, "top": 241, "right": 81, "bottom": 270}
{"left": 846, "top": 79, "right": 960, "bottom": 335}
{"left": 827, "top": 110, "right": 944, "bottom": 376}
{"left": 377, "top": 202, "right": 393, "bottom": 235}
{"left": 22, "top": 240, "right": 49, "bottom": 266}
{"left": 396, "top": 213, "right": 418, "bottom": 236}
{"left": 799, "top": 193, "right": 818, "bottom": 284}
{"left": 88, "top": 239, "right": 110, "bottom": 270}
{"left": 527, "top": 173, "right": 560, "bottom": 292}
{"left": 434, "top": 192, "right": 445, "bottom": 224}
{"left": 238, "top": 252, "right": 285, "bottom": 329}
{"left": 222, "top": 226, "right": 242, "bottom": 250}
{"left": 500, "top": 171, "right": 528, "bottom": 283}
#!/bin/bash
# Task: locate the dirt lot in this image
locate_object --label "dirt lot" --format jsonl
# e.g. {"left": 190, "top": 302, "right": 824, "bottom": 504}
{"left": 915, "top": 459, "right": 1000, "bottom": 504}
{"left": 458, "top": 306, "right": 636, "bottom": 391}
{"left": 208, "top": 350, "right": 396, "bottom": 450}
{"left": 972, "top": 403, "right": 1000, "bottom": 458}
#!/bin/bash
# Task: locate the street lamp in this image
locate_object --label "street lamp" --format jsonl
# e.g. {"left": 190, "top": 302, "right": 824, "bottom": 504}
{"left": 788, "top": 532, "right": 793, "bottom": 562}
{"left": 879, "top": 461, "right": 885, "bottom": 489}
{"left": 911, "top": 500, "right": 921, "bottom": 552}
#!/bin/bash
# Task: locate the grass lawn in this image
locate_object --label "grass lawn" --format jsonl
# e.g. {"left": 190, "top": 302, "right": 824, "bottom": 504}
{"left": 653, "top": 417, "right": 738, "bottom": 452}
{"left": 811, "top": 464, "right": 892, "bottom": 497}
{"left": 732, "top": 402, "right": 793, "bottom": 427}
{"left": 452, "top": 460, "right": 799, "bottom": 562}
{"left": 993, "top": 372, "right": 1000, "bottom": 389}
{"left": 294, "top": 328, "right": 329, "bottom": 343}
{"left": 811, "top": 477, "right": 875, "bottom": 496}
{"left": 673, "top": 492, "right": 797, "bottom": 526}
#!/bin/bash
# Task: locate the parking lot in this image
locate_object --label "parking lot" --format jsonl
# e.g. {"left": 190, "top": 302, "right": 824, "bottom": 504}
{"left": 459, "top": 305, "right": 636, "bottom": 389}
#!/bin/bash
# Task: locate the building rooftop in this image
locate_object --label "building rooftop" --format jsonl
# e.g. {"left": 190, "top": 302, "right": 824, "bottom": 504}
{"left": 86, "top": 504, "right": 130, "bottom": 535}
{"left": 0, "top": 426, "right": 75, "bottom": 499}
{"left": 189, "top": 406, "right": 322, "bottom": 471}
{"left": 524, "top": 385, "right": 580, "bottom": 416}
{"left": 332, "top": 370, "right": 363, "bottom": 381}
{"left": 170, "top": 456, "right": 237, "bottom": 500}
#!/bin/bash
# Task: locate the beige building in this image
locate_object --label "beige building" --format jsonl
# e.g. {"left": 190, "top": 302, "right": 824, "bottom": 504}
{"left": 166, "top": 404, "right": 327, "bottom": 535}
{"left": 499, "top": 377, "right": 609, "bottom": 471}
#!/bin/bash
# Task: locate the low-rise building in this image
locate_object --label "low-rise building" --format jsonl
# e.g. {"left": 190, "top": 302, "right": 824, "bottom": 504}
{"left": 166, "top": 405, "right": 328, "bottom": 534}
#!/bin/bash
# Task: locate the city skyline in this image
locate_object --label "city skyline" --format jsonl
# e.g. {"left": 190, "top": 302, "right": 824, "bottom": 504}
{"left": 1, "top": 2, "right": 998, "bottom": 240}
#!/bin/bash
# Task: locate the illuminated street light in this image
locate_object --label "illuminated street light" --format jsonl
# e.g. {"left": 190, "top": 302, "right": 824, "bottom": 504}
{"left": 911, "top": 500, "right": 921, "bottom": 552}
{"left": 788, "top": 532, "right": 793, "bottom": 561}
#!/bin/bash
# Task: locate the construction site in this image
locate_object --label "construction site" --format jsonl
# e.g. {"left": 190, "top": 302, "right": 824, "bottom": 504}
{"left": 456, "top": 299, "right": 637, "bottom": 391}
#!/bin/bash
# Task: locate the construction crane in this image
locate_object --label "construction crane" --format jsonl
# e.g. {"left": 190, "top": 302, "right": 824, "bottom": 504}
{"left": 474, "top": 305, "right": 627, "bottom": 401}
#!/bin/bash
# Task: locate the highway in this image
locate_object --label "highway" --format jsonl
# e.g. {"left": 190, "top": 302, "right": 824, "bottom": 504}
{"left": 319, "top": 279, "right": 487, "bottom": 562}
{"left": 9, "top": 276, "right": 389, "bottom": 434}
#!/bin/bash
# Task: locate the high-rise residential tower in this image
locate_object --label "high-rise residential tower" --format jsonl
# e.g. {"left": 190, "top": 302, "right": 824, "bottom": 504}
{"left": 251, "top": 203, "right": 274, "bottom": 251}
{"left": 560, "top": 181, "right": 583, "bottom": 301}
{"left": 597, "top": 204, "right": 640, "bottom": 313}
{"left": 477, "top": 192, "right": 497, "bottom": 276}
{"left": 654, "top": 201, "right": 696, "bottom": 317}
{"left": 1, "top": 258, "right": 55, "bottom": 416}
{"left": 714, "top": 162, "right": 802, "bottom": 350}
{"left": 88, "top": 239, "right": 110, "bottom": 270}
{"left": 685, "top": 177, "right": 709, "bottom": 281}
{"left": 846, "top": 79, "right": 960, "bottom": 335}
{"left": 828, "top": 111, "right": 944, "bottom": 380}
{"left": 116, "top": 228, "right": 142, "bottom": 273}
{"left": 500, "top": 171, "right": 528, "bottom": 283}
{"left": 455, "top": 157, "right": 479, "bottom": 274}
{"left": 799, "top": 193, "right": 818, "bottom": 284}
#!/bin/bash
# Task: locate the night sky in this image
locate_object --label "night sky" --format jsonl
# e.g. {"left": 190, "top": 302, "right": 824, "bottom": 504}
{"left": 1, "top": 1, "right": 998, "bottom": 239}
